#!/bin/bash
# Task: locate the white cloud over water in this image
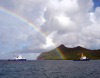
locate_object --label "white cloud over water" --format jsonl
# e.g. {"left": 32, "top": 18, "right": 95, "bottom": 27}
{"left": 0, "top": 0, "right": 100, "bottom": 59}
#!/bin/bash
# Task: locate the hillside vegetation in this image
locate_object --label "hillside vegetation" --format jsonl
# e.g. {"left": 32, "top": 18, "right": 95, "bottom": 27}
{"left": 37, "top": 45, "right": 100, "bottom": 60}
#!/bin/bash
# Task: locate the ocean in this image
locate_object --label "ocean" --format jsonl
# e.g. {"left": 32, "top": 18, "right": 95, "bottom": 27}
{"left": 0, "top": 60, "right": 99, "bottom": 78}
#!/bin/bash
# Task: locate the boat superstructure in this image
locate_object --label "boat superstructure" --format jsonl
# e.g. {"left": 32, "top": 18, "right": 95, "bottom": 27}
{"left": 15, "top": 55, "right": 26, "bottom": 61}
{"left": 8, "top": 55, "right": 26, "bottom": 61}
{"left": 80, "top": 53, "right": 89, "bottom": 61}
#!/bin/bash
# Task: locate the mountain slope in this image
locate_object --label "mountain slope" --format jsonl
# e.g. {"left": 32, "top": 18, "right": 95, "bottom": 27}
{"left": 37, "top": 44, "right": 100, "bottom": 60}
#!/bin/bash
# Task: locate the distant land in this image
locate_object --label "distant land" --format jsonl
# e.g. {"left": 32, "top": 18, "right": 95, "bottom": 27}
{"left": 37, "top": 45, "right": 100, "bottom": 60}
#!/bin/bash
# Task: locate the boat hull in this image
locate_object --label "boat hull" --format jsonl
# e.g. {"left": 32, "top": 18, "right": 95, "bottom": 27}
{"left": 8, "top": 59, "right": 27, "bottom": 61}
{"left": 73, "top": 59, "right": 90, "bottom": 61}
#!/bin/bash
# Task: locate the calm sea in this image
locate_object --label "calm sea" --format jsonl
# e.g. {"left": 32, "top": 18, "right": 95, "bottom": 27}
{"left": 0, "top": 60, "right": 99, "bottom": 78}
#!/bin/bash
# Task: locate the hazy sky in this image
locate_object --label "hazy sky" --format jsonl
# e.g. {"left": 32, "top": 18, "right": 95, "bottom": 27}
{"left": 0, "top": 0, "right": 100, "bottom": 59}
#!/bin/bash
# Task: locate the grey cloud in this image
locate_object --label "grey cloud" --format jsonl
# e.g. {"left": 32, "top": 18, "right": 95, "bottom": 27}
{"left": 0, "top": 0, "right": 100, "bottom": 59}
{"left": 0, "top": 10, "right": 46, "bottom": 55}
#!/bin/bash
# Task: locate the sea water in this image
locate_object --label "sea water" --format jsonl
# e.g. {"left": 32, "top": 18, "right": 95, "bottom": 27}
{"left": 0, "top": 60, "right": 99, "bottom": 78}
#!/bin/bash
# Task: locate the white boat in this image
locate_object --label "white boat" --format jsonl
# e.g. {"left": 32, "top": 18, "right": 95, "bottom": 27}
{"left": 80, "top": 53, "right": 89, "bottom": 61}
{"left": 8, "top": 55, "right": 26, "bottom": 61}
{"left": 15, "top": 55, "right": 26, "bottom": 61}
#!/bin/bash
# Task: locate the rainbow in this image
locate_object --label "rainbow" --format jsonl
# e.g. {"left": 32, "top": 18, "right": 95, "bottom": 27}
{"left": 0, "top": 7, "right": 66, "bottom": 60}
{"left": 0, "top": 7, "right": 44, "bottom": 36}
{"left": 56, "top": 48, "right": 66, "bottom": 60}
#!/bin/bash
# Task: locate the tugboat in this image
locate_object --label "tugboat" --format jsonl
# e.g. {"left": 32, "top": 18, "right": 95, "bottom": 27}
{"left": 73, "top": 53, "right": 89, "bottom": 61}
{"left": 8, "top": 55, "right": 26, "bottom": 61}
{"left": 80, "top": 53, "right": 89, "bottom": 61}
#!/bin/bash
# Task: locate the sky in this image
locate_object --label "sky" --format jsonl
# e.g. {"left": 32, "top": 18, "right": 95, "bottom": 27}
{"left": 0, "top": 0, "right": 100, "bottom": 60}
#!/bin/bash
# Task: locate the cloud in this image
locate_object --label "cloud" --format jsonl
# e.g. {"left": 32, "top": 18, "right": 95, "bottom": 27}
{"left": 41, "top": 0, "right": 95, "bottom": 48}
{"left": 0, "top": 0, "right": 100, "bottom": 59}
{"left": 0, "top": 9, "right": 46, "bottom": 59}
{"left": 0, "top": 0, "right": 47, "bottom": 26}
{"left": 40, "top": 0, "right": 100, "bottom": 49}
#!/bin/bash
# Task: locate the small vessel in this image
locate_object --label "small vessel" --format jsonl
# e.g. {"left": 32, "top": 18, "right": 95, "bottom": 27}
{"left": 15, "top": 55, "right": 26, "bottom": 61}
{"left": 80, "top": 53, "right": 89, "bottom": 61}
{"left": 8, "top": 55, "right": 26, "bottom": 61}
{"left": 73, "top": 53, "right": 89, "bottom": 61}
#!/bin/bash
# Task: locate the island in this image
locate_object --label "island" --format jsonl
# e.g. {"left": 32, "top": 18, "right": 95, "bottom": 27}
{"left": 37, "top": 44, "right": 100, "bottom": 60}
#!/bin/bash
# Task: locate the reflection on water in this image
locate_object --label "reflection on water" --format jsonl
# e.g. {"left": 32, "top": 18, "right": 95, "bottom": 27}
{"left": 0, "top": 60, "right": 100, "bottom": 78}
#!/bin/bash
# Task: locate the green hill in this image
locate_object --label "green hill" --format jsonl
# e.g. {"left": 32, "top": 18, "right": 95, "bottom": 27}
{"left": 37, "top": 45, "right": 100, "bottom": 60}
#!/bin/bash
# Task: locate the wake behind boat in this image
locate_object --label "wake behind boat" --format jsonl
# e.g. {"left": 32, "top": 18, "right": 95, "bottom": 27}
{"left": 8, "top": 55, "right": 26, "bottom": 61}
